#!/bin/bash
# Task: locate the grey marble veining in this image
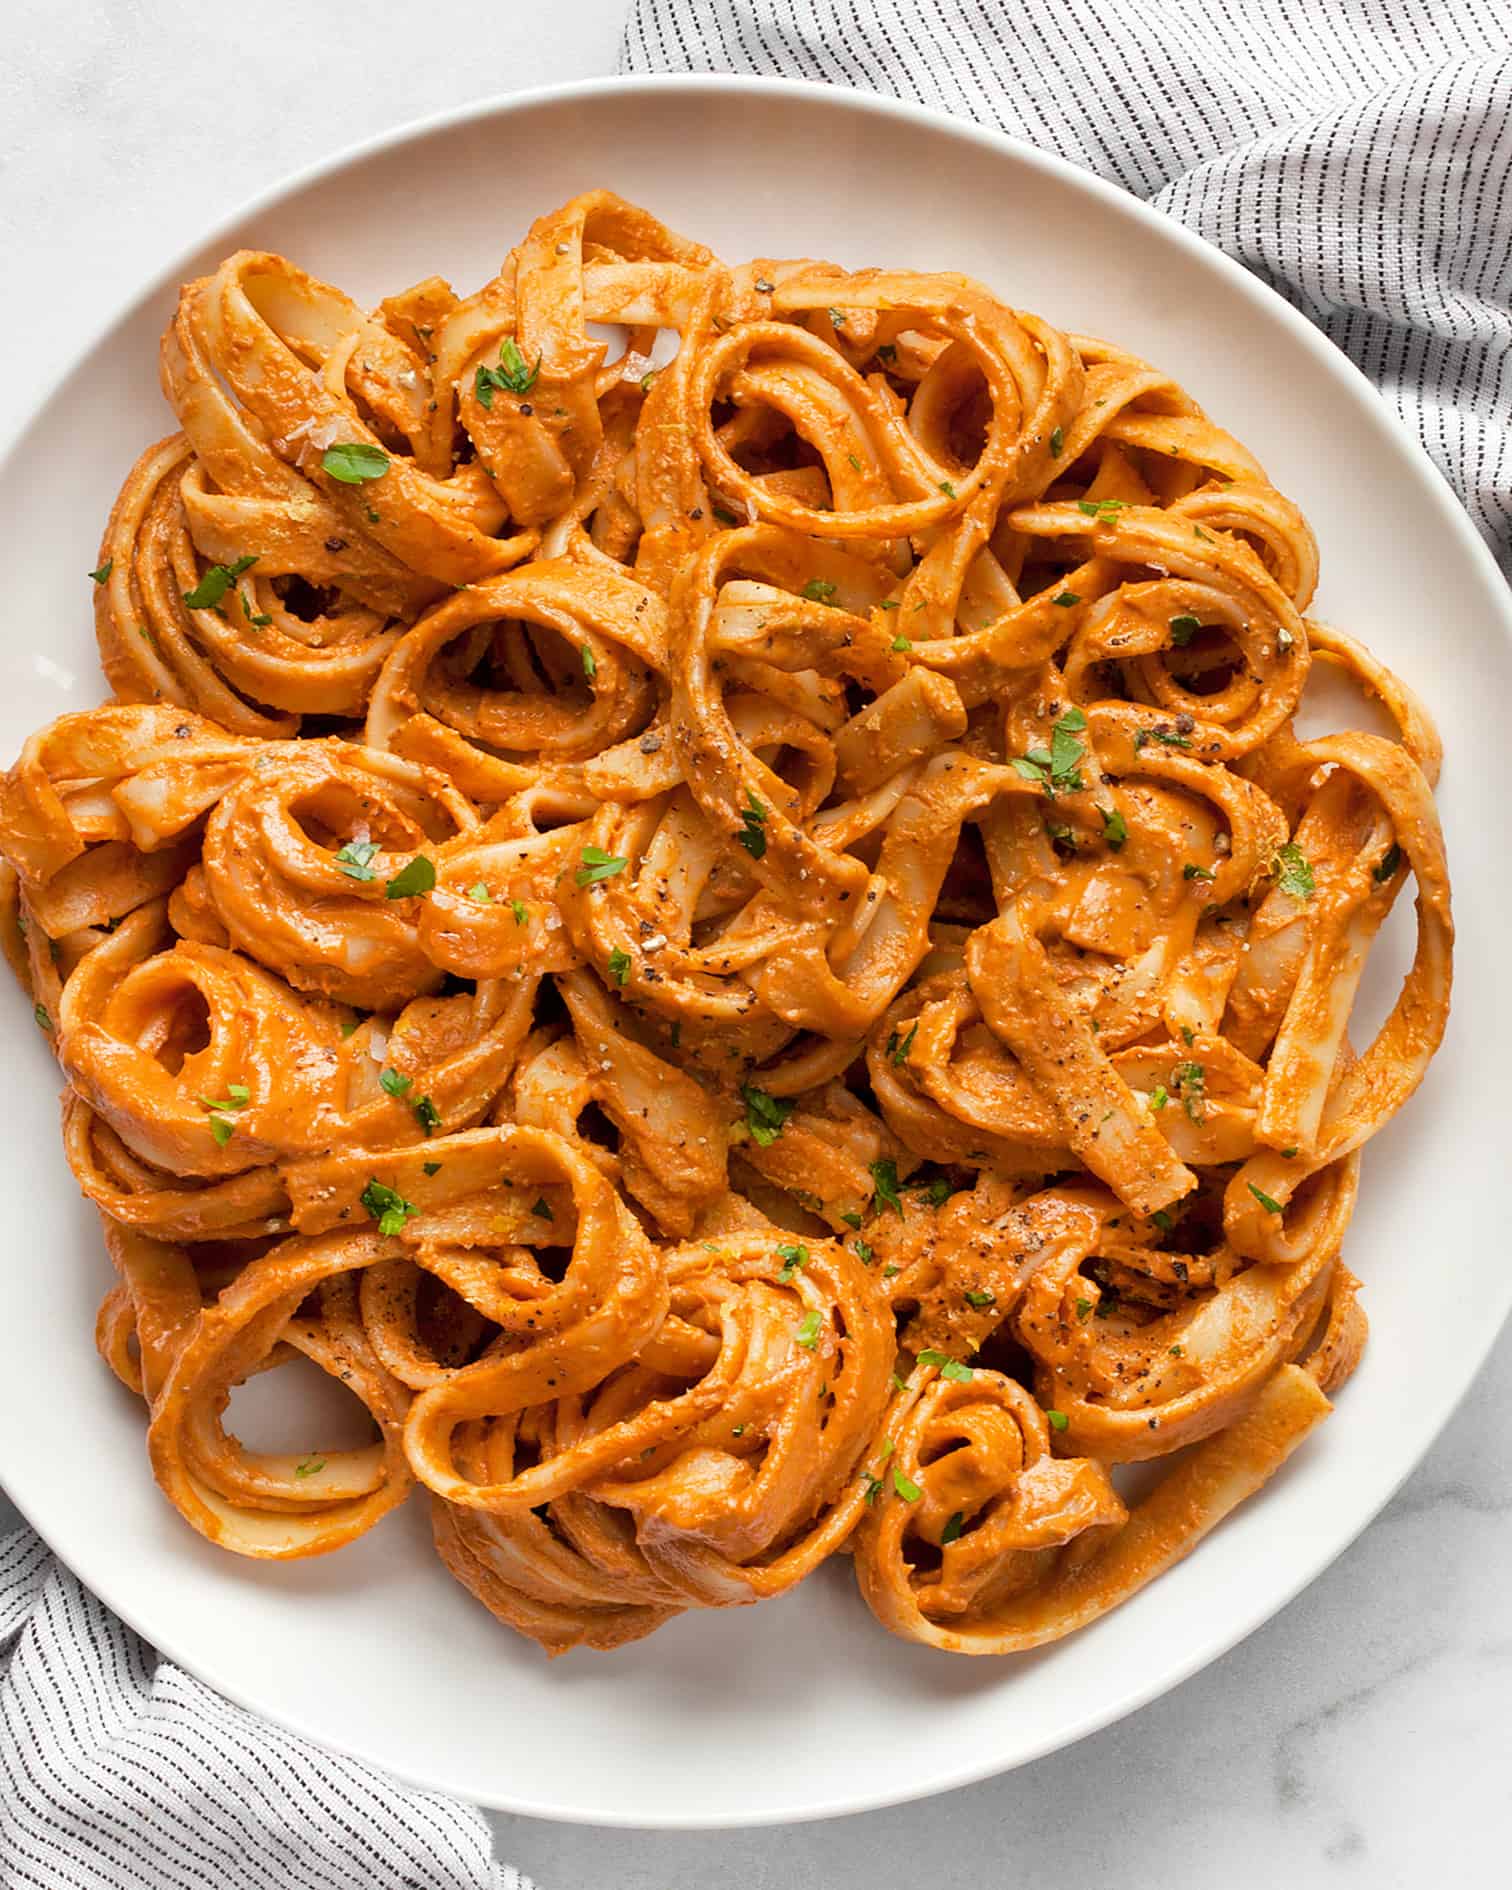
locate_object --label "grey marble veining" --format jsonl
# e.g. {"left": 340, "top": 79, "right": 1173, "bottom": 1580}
{"left": 3, "top": 6, "right": 1509, "bottom": 1885}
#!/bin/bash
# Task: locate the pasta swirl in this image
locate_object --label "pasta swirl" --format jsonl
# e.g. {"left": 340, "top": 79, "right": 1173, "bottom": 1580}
{"left": 0, "top": 191, "right": 1451, "bottom": 1662}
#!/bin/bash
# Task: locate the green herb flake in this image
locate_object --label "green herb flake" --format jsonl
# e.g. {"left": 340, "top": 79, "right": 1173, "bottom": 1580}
{"left": 581, "top": 644, "right": 597, "bottom": 680}
{"left": 294, "top": 1458, "right": 325, "bottom": 1479}
{"left": 1150, "top": 1083, "right": 1170, "bottom": 1111}
{"left": 801, "top": 578, "right": 837, "bottom": 604}
{"left": 938, "top": 479, "right": 957, "bottom": 498}
{"left": 466, "top": 881, "right": 492, "bottom": 906}
{"left": 795, "top": 1309, "right": 823, "bottom": 1351}
{"left": 32, "top": 1003, "right": 51, "bottom": 1033}
{"left": 1052, "top": 590, "right": 1081, "bottom": 608}
{"left": 940, "top": 1511, "right": 965, "bottom": 1544}
{"left": 918, "top": 1349, "right": 973, "bottom": 1382}
{"left": 1374, "top": 843, "right": 1402, "bottom": 883}
{"left": 1101, "top": 805, "right": 1128, "bottom": 851}
{"left": 891, "top": 634, "right": 912, "bottom": 653}
{"left": 1046, "top": 1409, "right": 1070, "bottom": 1432}
{"left": 531, "top": 1196, "right": 553, "bottom": 1221}
{"left": 1183, "top": 862, "right": 1215, "bottom": 881}
{"left": 890, "top": 1023, "right": 918, "bottom": 1068}
{"left": 510, "top": 897, "right": 528, "bottom": 925}
{"left": 334, "top": 839, "right": 379, "bottom": 882}
{"left": 1169, "top": 613, "right": 1202, "bottom": 646}
{"left": 607, "top": 947, "right": 632, "bottom": 988}
{"left": 741, "top": 1084, "right": 794, "bottom": 1147}
{"left": 385, "top": 855, "right": 436, "bottom": 900}
{"left": 1049, "top": 426, "right": 1064, "bottom": 458}
{"left": 736, "top": 792, "right": 768, "bottom": 860}
{"left": 422, "top": 1161, "right": 442, "bottom": 1177}
{"left": 379, "top": 1068, "right": 413, "bottom": 1100}
{"left": 1273, "top": 841, "right": 1315, "bottom": 901}
{"left": 89, "top": 560, "right": 113, "bottom": 585}
{"left": 413, "top": 1096, "right": 441, "bottom": 1136}
{"left": 1248, "top": 1182, "right": 1284, "bottom": 1215}
{"left": 361, "top": 1177, "right": 420, "bottom": 1237}
{"left": 322, "top": 442, "right": 390, "bottom": 484}
{"left": 576, "top": 845, "right": 628, "bottom": 886}
{"left": 892, "top": 1467, "right": 922, "bottom": 1502}
{"left": 964, "top": 1288, "right": 995, "bottom": 1308}
{"left": 183, "top": 553, "right": 258, "bottom": 612}
{"left": 1172, "top": 1059, "right": 1206, "bottom": 1123}
{"left": 869, "top": 1157, "right": 904, "bottom": 1216}
{"left": 776, "top": 1241, "right": 810, "bottom": 1283}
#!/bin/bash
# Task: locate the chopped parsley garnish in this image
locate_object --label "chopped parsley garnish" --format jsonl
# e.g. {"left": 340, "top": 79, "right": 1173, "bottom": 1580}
{"left": 1052, "top": 590, "right": 1081, "bottom": 607}
{"left": 891, "top": 1467, "right": 922, "bottom": 1502}
{"left": 89, "top": 560, "right": 113, "bottom": 585}
{"left": 1374, "top": 844, "right": 1402, "bottom": 882}
{"left": 200, "top": 1082, "right": 248, "bottom": 1144}
{"left": 854, "top": 1239, "right": 874, "bottom": 1264}
{"left": 1272, "top": 841, "right": 1315, "bottom": 900}
{"left": 1049, "top": 426, "right": 1064, "bottom": 458}
{"left": 801, "top": 578, "right": 837, "bottom": 604}
{"left": 1150, "top": 1083, "right": 1170, "bottom": 1110}
{"left": 1248, "top": 1182, "right": 1284, "bottom": 1215}
{"left": 918, "top": 1349, "right": 972, "bottom": 1382}
{"left": 183, "top": 554, "right": 258, "bottom": 612}
{"left": 964, "top": 1288, "right": 995, "bottom": 1308}
{"left": 413, "top": 1096, "right": 441, "bottom": 1136}
{"left": 1151, "top": 1207, "right": 1175, "bottom": 1233}
{"left": 580, "top": 644, "right": 597, "bottom": 679}
{"left": 1183, "top": 863, "right": 1215, "bottom": 881}
{"left": 294, "top": 1458, "right": 325, "bottom": 1479}
{"left": 361, "top": 1177, "right": 419, "bottom": 1236}
{"left": 385, "top": 855, "right": 435, "bottom": 899}
{"left": 1046, "top": 1409, "right": 1070, "bottom": 1432}
{"left": 938, "top": 479, "right": 957, "bottom": 498}
{"left": 322, "top": 442, "right": 390, "bottom": 483}
{"left": 466, "top": 882, "right": 492, "bottom": 905}
{"left": 889, "top": 1023, "right": 918, "bottom": 1067}
{"left": 1077, "top": 497, "right": 1128, "bottom": 520}
{"left": 510, "top": 898, "right": 528, "bottom": 925}
{"left": 1075, "top": 1297, "right": 1093, "bottom": 1320}
{"left": 795, "top": 1309, "right": 823, "bottom": 1350}
{"left": 1169, "top": 613, "right": 1202, "bottom": 646}
{"left": 1101, "top": 805, "right": 1128, "bottom": 851}
{"left": 379, "top": 1068, "right": 412, "bottom": 1099}
{"left": 776, "top": 1242, "right": 809, "bottom": 1283}
{"left": 940, "top": 1511, "right": 965, "bottom": 1543}
{"left": 606, "top": 947, "right": 631, "bottom": 987}
{"left": 736, "top": 792, "right": 768, "bottom": 860}
{"left": 531, "top": 1197, "right": 553, "bottom": 1220}
{"left": 740, "top": 1084, "right": 794, "bottom": 1147}
{"left": 242, "top": 591, "right": 272, "bottom": 628}
{"left": 334, "top": 839, "right": 379, "bottom": 882}
{"left": 1013, "top": 707, "right": 1087, "bottom": 797}
{"left": 422, "top": 1161, "right": 442, "bottom": 1176}
{"left": 1137, "top": 726, "right": 1193, "bottom": 750}
{"left": 917, "top": 1177, "right": 953, "bottom": 1207}
{"left": 576, "top": 845, "right": 628, "bottom": 886}
{"left": 1171, "top": 1059, "right": 1206, "bottom": 1122}
{"left": 869, "top": 1158, "right": 904, "bottom": 1216}
{"left": 474, "top": 336, "right": 541, "bottom": 407}
{"left": 891, "top": 633, "right": 912, "bottom": 653}
{"left": 32, "top": 1003, "right": 51, "bottom": 1032}
{"left": 828, "top": 307, "right": 846, "bottom": 329}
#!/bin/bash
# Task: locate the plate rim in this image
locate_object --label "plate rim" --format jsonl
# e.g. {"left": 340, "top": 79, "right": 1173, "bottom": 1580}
{"left": 1, "top": 71, "right": 1507, "bottom": 1829}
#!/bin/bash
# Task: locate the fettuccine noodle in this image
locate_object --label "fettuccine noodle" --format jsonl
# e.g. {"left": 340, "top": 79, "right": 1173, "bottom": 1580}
{"left": 0, "top": 192, "right": 1451, "bottom": 1658}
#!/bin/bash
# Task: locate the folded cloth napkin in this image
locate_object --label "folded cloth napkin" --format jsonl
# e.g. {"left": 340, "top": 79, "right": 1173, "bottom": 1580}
{"left": 0, "top": 1529, "right": 525, "bottom": 1889}
{"left": 621, "top": 0, "right": 1512, "bottom": 576}
{"left": 7, "top": 6, "right": 1509, "bottom": 1884}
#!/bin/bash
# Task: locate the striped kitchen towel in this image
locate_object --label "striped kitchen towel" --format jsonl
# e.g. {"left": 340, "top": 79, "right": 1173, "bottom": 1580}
{"left": 0, "top": 1529, "right": 523, "bottom": 1889}
{"left": 621, "top": 0, "right": 1512, "bottom": 577}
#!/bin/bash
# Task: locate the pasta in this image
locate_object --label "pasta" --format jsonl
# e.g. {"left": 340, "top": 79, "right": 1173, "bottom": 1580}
{"left": 0, "top": 190, "right": 1452, "bottom": 1658}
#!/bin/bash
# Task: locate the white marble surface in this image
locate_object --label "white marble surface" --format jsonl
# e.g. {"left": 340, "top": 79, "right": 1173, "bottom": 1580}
{"left": 2, "top": 5, "right": 1508, "bottom": 1885}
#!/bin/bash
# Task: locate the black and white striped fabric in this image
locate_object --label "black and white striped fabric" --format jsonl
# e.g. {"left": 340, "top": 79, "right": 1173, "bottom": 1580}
{"left": 0, "top": 1529, "right": 525, "bottom": 1889}
{"left": 622, "top": 0, "right": 1512, "bottom": 577}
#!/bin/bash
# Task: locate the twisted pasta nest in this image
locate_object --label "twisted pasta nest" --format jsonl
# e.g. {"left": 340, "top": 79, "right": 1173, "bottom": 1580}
{"left": 0, "top": 191, "right": 1451, "bottom": 1658}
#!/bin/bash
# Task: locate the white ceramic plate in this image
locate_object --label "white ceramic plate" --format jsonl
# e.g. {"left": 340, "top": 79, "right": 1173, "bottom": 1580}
{"left": 0, "top": 76, "right": 1505, "bottom": 1829}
